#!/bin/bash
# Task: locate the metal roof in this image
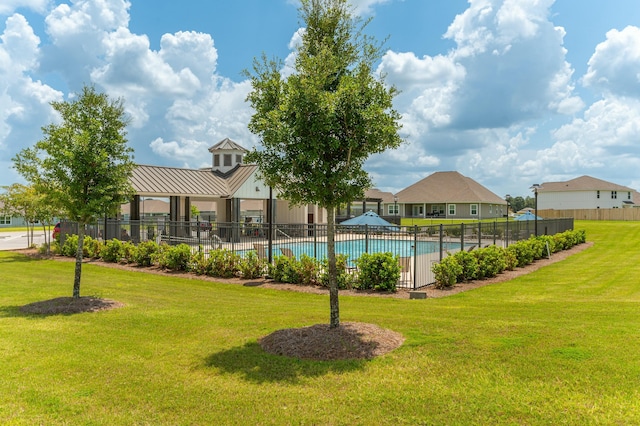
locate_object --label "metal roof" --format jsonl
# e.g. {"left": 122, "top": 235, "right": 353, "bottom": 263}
{"left": 208, "top": 137, "right": 248, "bottom": 153}
{"left": 131, "top": 164, "right": 259, "bottom": 198}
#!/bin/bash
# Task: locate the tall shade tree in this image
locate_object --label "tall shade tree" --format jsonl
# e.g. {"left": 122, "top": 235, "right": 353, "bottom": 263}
{"left": 245, "top": 0, "right": 403, "bottom": 328}
{"left": 13, "top": 85, "right": 135, "bottom": 299}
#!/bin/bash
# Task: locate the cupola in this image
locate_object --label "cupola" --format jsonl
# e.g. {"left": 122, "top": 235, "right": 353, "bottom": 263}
{"left": 208, "top": 138, "right": 248, "bottom": 174}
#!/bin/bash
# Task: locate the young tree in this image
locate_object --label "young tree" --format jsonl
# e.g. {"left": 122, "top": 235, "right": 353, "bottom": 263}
{"left": 13, "top": 85, "right": 135, "bottom": 299}
{"left": 245, "top": 0, "right": 403, "bottom": 328}
{"left": 0, "top": 183, "right": 60, "bottom": 251}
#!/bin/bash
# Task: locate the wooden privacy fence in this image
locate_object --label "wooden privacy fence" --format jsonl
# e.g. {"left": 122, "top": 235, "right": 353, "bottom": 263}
{"left": 539, "top": 208, "right": 640, "bottom": 221}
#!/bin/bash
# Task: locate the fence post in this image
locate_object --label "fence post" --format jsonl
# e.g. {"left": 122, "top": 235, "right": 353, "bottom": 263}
{"left": 460, "top": 223, "right": 464, "bottom": 251}
{"left": 413, "top": 225, "right": 418, "bottom": 290}
{"left": 493, "top": 221, "right": 497, "bottom": 245}
{"left": 439, "top": 224, "right": 444, "bottom": 261}
{"left": 365, "top": 224, "right": 369, "bottom": 253}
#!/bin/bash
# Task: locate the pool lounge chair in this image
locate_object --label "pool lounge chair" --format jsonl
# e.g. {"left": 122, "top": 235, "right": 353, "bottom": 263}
{"left": 253, "top": 243, "right": 267, "bottom": 260}
{"left": 398, "top": 256, "right": 412, "bottom": 286}
{"left": 280, "top": 247, "right": 295, "bottom": 258}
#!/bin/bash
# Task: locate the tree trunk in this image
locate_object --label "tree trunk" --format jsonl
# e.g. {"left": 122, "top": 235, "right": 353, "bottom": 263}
{"left": 327, "top": 206, "right": 340, "bottom": 328}
{"left": 73, "top": 224, "right": 85, "bottom": 299}
{"left": 42, "top": 223, "right": 49, "bottom": 255}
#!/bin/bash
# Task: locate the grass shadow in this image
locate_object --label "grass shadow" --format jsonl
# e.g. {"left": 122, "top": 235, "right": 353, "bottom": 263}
{"left": 0, "top": 251, "right": 45, "bottom": 264}
{"left": 0, "top": 297, "right": 124, "bottom": 318}
{"left": 0, "top": 305, "right": 27, "bottom": 318}
{"left": 204, "top": 341, "right": 367, "bottom": 384}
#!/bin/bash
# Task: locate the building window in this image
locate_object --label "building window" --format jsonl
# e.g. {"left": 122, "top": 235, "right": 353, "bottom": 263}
{"left": 470, "top": 204, "right": 478, "bottom": 216}
{"left": 612, "top": 191, "right": 617, "bottom": 199}
{"left": 224, "top": 154, "right": 232, "bottom": 167}
{"left": 596, "top": 190, "right": 600, "bottom": 199}
{"left": 629, "top": 192, "right": 632, "bottom": 200}
{"left": 388, "top": 204, "right": 398, "bottom": 215}
{"left": 448, "top": 204, "right": 456, "bottom": 216}
{"left": 236, "top": 154, "right": 242, "bottom": 164}
{"left": 213, "top": 154, "right": 220, "bottom": 167}
{"left": 0, "top": 216, "right": 11, "bottom": 225}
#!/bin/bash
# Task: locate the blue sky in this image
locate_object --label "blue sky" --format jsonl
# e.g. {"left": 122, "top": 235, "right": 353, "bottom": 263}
{"left": 2, "top": 0, "right": 640, "bottom": 199}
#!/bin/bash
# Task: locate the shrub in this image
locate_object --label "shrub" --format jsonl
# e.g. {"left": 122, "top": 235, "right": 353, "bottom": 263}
{"left": 60, "top": 234, "right": 79, "bottom": 257}
{"left": 121, "top": 241, "right": 137, "bottom": 263}
{"left": 157, "top": 243, "right": 192, "bottom": 271}
{"left": 208, "top": 249, "right": 241, "bottom": 278}
{"left": 297, "top": 254, "right": 320, "bottom": 286}
{"left": 83, "top": 236, "right": 103, "bottom": 259}
{"left": 453, "top": 250, "right": 478, "bottom": 282}
{"left": 319, "top": 254, "right": 353, "bottom": 290}
{"left": 507, "top": 240, "right": 534, "bottom": 267}
{"left": 355, "top": 252, "right": 400, "bottom": 292}
{"left": 528, "top": 237, "right": 546, "bottom": 260}
{"left": 504, "top": 248, "right": 517, "bottom": 271}
{"left": 271, "top": 255, "right": 300, "bottom": 283}
{"left": 190, "top": 248, "right": 209, "bottom": 275}
{"left": 101, "top": 239, "right": 124, "bottom": 263}
{"left": 50, "top": 240, "right": 61, "bottom": 255}
{"left": 538, "top": 235, "right": 558, "bottom": 254}
{"left": 474, "top": 245, "right": 506, "bottom": 279}
{"left": 239, "top": 250, "right": 265, "bottom": 279}
{"left": 432, "top": 255, "right": 462, "bottom": 289}
{"left": 132, "top": 240, "right": 159, "bottom": 267}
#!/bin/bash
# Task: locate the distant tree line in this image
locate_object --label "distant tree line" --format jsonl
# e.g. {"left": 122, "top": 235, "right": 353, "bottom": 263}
{"left": 507, "top": 196, "right": 536, "bottom": 213}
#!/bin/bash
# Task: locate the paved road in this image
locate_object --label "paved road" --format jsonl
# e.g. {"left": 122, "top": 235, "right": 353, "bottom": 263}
{"left": 0, "top": 231, "right": 48, "bottom": 251}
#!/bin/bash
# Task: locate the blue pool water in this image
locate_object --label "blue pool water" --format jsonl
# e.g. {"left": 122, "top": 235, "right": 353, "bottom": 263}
{"left": 271, "top": 238, "right": 466, "bottom": 261}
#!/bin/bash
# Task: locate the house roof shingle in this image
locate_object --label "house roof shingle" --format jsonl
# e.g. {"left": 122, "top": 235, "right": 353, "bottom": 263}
{"left": 395, "top": 171, "right": 506, "bottom": 204}
{"left": 539, "top": 175, "right": 634, "bottom": 193}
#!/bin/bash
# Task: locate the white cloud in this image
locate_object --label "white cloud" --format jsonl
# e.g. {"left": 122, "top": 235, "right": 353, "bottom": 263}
{"left": 34, "top": 0, "right": 255, "bottom": 168}
{"left": 583, "top": 26, "right": 640, "bottom": 98}
{"left": 1, "top": 13, "right": 39, "bottom": 71}
{"left": 0, "top": 0, "right": 50, "bottom": 16}
{"left": 0, "top": 13, "right": 62, "bottom": 152}
{"left": 380, "top": 0, "right": 581, "bottom": 138}
{"left": 519, "top": 97, "right": 640, "bottom": 182}
{"left": 149, "top": 137, "right": 209, "bottom": 167}
{"left": 92, "top": 27, "right": 201, "bottom": 97}
{"left": 349, "top": 0, "right": 393, "bottom": 16}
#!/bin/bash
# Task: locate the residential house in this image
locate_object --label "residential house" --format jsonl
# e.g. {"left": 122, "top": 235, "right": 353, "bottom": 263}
{"left": 338, "top": 188, "right": 396, "bottom": 221}
{"left": 394, "top": 171, "right": 507, "bottom": 219}
{"left": 537, "top": 176, "right": 638, "bottom": 210}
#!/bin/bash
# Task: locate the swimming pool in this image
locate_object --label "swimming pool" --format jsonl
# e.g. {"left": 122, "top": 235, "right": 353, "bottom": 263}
{"left": 271, "top": 238, "right": 468, "bottom": 261}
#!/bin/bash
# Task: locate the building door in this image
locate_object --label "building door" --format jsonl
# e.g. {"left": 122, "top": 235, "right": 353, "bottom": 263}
{"left": 308, "top": 213, "right": 314, "bottom": 236}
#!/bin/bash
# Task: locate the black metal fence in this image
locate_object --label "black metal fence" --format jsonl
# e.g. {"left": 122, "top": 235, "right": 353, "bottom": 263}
{"left": 60, "top": 217, "right": 574, "bottom": 290}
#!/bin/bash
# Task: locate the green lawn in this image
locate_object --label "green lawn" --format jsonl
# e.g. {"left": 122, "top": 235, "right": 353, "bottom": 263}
{"left": 1, "top": 220, "right": 639, "bottom": 424}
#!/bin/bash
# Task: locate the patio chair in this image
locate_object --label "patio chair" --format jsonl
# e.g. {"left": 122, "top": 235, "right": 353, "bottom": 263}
{"left": 280, "top": 247, "right": 295, "bottom": 258}
{"left": 398, "top": 256, "right": 412, "bottom": 286}
{"left": 253, "top": 243, "right": 267, "bottom": 260}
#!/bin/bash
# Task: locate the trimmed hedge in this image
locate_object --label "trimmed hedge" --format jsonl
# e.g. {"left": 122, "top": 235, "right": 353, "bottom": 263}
{"left": 55, "top": 228, "right": 586, "bottom": 293}
{"left": 432, "top": 229, "right": 586, "bottom": 288}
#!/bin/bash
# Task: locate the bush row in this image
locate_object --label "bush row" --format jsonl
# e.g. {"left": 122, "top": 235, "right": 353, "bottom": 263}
{"left": 431, "top": 229, "right": 586, "bottom": 289}
{"left": 54, "top": 236, "right": 267, "bottom": 280}
{"left": 52, "top": 237, "right": 402, "bottom": 291}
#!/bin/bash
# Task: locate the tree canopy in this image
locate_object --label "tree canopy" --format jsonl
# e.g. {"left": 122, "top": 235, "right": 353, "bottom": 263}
{"left": 245, "top": 0, "right": 402, "bottom": 327}
{"left": 13, "top": 85, "right": 135, "bottom": 298}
